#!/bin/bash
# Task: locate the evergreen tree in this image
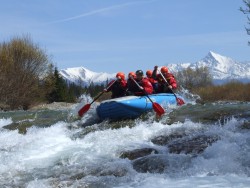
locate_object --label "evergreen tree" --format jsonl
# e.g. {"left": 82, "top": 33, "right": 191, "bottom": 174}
{"left": 46, "top": 68, "right": 68, "bottom": 102}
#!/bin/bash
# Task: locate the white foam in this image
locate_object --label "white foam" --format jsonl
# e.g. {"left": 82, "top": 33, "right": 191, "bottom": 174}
{"left": 0, "top": 111, "right": 250, "bottom": 187}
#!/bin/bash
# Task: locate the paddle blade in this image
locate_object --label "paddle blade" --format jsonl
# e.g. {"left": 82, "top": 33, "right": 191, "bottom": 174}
{"left": 177, "top": 98, "right": 185, "bottom": 106}
{"left": 78, "top": 104, "right": 91, "bottom": 117}
{"left": 152, "top": 102, "right": 165, "bottom": 116}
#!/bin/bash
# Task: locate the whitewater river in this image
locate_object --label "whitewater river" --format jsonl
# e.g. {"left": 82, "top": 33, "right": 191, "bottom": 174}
{"left": 0, "top": 96, "right": 250, "bottom": 188}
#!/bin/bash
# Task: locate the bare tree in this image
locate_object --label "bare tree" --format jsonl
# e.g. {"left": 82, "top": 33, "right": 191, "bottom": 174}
{"left": 0, "top": 35, "right": 53, "bottom": 109}
{"left": 240, "top": 0, "right": 250, "bottom": 45}
{"left": 176, "top": 66, "right": 213, "bottom": 90}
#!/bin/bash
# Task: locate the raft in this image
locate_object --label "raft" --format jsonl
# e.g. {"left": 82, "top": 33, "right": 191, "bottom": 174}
{"left": 96, "top": 93, "right": 180, "bottom": 120}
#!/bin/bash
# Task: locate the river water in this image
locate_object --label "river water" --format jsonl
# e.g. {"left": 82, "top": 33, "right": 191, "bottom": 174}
{"left": 0, "top": 95, "right": 250, "bottom": 188}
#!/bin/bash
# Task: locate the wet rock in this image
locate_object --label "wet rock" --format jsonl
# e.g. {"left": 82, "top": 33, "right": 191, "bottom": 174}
{"left": 168, "top": 135, "right": 220, "bottom": 155}
{"left": 132, "top": 155, "right": 168, "bottom": 173}
{"left": 3, "top": 121, "right": 33, "bottom": 134}
{"left": 119, "top": 148, "right": 159, "bottom": 160}
{"left": 69, "top": 162, "right": 130, "bottom": 178}
{"left": 98, "top": 167, "right": 128, "bottom": 177}
{"left": 70, "top": 172, "right": 86, "bottom": 180}
{"left": 167, "top": 102, "right": 250, "bottom": 125}
{"left": 69, "top": 166, "right": 128, "bottom": 179}
{"left": 132, "top": 154, "right": 193, "bottom": 174}
{"left": 151, "top": 132, "right": 186, "bottom": 146}
{"left": 240, "top": 120, "right": 250, "bottom": 130}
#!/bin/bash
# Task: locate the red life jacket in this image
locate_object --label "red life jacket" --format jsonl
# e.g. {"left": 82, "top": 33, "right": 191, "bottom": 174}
{"left": 148, "top": 77, "right": 157, "bottom": 85}
{"left": 134, "top": 77, "right": 153, "bottom": 96}
{"left": 156, "top": 73, "right": 177, "bottom": 93}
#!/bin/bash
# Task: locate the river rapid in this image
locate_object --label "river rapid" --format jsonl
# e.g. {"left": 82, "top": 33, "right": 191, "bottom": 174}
{"left": 0, "top": 95, "right": 250, "bottom": 188}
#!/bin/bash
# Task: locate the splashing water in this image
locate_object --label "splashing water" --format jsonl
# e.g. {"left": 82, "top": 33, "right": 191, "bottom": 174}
{"left": 0, "top": 97, "right": 249, "bottom": 188}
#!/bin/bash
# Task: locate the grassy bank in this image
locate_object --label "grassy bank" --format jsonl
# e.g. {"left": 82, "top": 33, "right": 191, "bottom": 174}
{"left": 193, "top": 81, "right": 250, "bottom": 102}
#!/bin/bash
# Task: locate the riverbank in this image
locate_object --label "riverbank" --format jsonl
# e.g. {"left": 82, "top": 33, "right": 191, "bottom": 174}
{"left": 29, "top": 102, "right": 76, "bottom": 111}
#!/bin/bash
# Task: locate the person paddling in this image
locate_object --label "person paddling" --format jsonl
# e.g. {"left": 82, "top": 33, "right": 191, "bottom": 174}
{"left": 133, "top": 70, "right": 153, "bottom": 96}
{"left": 153, "top": 66, "right": 177, "bottom": 93}
{"left": 104, "top": 72, "right": 127, "bottom": 98}
{"left": 126, "top": 72, "right": 138, "bottom": 96}
{"left": 146, "top": 70, "right": 158, "bottom": 93}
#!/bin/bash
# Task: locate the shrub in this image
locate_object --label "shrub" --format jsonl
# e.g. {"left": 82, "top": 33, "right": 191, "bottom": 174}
{"left": 0, "top": 35, "right": 53, "bottom": 109}
{"left": 193, "top": 81, "right": 250, "bottom": 102}
{"left": 176, "top": 66, "right": 213, "bottom": 90}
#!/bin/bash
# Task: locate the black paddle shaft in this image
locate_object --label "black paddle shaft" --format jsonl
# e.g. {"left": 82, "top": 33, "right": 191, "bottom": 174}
{"left": 78, "top": 79, "right": 117, "bottom": 117}
{"left": 90, "top": 80, "right": 117, "bottom": 105}
{"left": 157, "top": 69, "right": 176, "bottom": 95}
{"left": 157, "top": 68, "right": 184, "bottom": 105}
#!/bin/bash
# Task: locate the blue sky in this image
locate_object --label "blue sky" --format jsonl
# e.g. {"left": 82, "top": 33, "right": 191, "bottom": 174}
{"left": 0, "top": 0, "right": 249, "bottom": 74}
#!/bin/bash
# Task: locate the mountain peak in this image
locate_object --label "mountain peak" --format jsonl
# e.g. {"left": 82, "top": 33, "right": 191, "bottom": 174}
{"left": 208, "top": 50, "right": 216, "bottom": 56}
{"left": 206, "top": 51, "right": 231, "bottom": 63}
{"left": 190, "top": 51, "right": 250, "bottom": 80}
{"left": 208, "top": 50, "right": 219, "bottom": 56}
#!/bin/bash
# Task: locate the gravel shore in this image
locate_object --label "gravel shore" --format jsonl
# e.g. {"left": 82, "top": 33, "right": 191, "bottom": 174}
{"left": 30, "top": 102, "right": 76, "bottom": 110}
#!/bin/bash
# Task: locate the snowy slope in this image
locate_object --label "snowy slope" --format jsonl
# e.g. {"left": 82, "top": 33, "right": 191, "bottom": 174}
{"left": 59, "top": 51, "right": 250, "bottom": 85}
{"left": 59, "top": 67, "right": 116, "bottom": 86}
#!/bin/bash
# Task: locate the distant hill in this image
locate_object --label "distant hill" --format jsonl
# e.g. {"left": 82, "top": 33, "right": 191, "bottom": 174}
{"left": 59, "top": 51, "right": 250, "bottom": 86}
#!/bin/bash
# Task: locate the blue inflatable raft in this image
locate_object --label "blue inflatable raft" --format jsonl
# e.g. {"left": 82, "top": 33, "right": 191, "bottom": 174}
{"left": 96, "top": 93, "right": 180, "bottom": 120}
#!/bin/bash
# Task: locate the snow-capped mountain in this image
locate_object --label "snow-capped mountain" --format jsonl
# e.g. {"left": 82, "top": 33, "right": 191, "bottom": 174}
{"left": 168, "top": 51, "right": 250, "bottom": 83}
{"left": 193, "top": 51, "right": 250, "bottom": 80}
{"left": 59, "top": 51, "right": 250, "bottom": 86}
{"left": 59, "top": 67, "right": 116, "bottom": 86}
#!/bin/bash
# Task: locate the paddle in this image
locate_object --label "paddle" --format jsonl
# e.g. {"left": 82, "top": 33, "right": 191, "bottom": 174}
{"left": 78, "top": 80, "right": 116, "bottom": 117}
{"left": 158, "top": 69, "right": 185, "bottom": 106}
{"left": 130, "top": 76, "right": 165, "bottom": 116}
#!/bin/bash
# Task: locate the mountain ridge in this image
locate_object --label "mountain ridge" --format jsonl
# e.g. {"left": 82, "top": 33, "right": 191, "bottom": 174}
{"left": 59, "top": 51, "right": 250, "bottom": 86}
{"left": 60, "top": 67, "right": 116, "bottom": 86}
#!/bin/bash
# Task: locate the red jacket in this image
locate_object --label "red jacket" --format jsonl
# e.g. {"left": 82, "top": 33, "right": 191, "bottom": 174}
{"left": 134, "top": 77, "right": 153, "bottom": 96}
{"left": 148, "top": 77, "right": 157, "bottom": 85}
{"left": 147, "top": 77, "right": 158, "bottom": 93}
{"left": 156, "top": 73, "right": 177, "bottom": 93}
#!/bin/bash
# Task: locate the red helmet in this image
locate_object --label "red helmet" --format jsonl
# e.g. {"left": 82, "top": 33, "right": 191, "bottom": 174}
{"left": 161, "top": 66, "right": 168, "bottom": 74}
{"left": 146, "top": 70, "right": 152, "bottom": 77}
{"left": 116, "top": 72, "right": 125, "bottom": 80}
{"left": 128, "top": 72, "right": 136, "bottom": 78}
